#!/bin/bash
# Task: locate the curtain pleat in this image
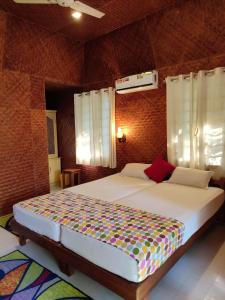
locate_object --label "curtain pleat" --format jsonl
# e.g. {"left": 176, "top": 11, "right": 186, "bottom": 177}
{"left": 74, "top": 88, "right": 116, "bottom": 169}
{"left": 166, "top": 67, "right": 225, "bottom": 178}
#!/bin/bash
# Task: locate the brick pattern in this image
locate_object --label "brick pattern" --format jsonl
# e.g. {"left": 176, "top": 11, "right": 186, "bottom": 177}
{"left": 4, "top": 14, "right": 84, "bottom": 85}
{"left": 1, "top": 0, "right": 225, "bottom": 212}
{"left": 79, "top": 0, "right": 225, "bottom": 183}
{"left": 147, "top": 0, "right": 225, "bottom": 68}
{"left": 0, "top": 71, "right": 36, "bottom": 214}
{"left": 79, "top": 52, "right": 225, "bottom": 183}
{"left": 30, "top": 109, "right": 49, "bottom": 197}
{"left": 0, "top": 70, "right": 50, "bottom": 214}
{"left": 76, "top": 89, "right": 167, "bottom": 183}
{"left": 0, "top": 0, "right": 178, "bottom": 41}
{"left": 0, "top": 12, "right": 83, "bottom": 215}
{"left": 116, "top": 87, "right": 167, "bottom": 170}
{"left": 30, "top": 76, "right": 45, "bottom": 110}
{"left": 84, "top": 0, "right": 225, "bottom": 85}
{"left": 84, "top": 19, "right": 155, "bottom": 86}
{"left": 0, "top": 10, "right": 6, "bottom": 70}
{"left": 30, "top": 76, "right": 49, "bottom": 198}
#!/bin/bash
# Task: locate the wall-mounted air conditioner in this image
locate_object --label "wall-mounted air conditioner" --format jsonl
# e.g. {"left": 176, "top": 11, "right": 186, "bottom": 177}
{"left": 115, "top": 70, "right": 158, "bottom": 94}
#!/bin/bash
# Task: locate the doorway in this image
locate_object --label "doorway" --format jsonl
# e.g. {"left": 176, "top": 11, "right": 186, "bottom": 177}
{"left": 45, "top": 84, "right": 78, "bottom": 192}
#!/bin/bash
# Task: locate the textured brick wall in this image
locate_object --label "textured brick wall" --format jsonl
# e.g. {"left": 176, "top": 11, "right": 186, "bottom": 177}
{"left": 0, "top": 70, "right": 48, "bottom": 215}
{"left": 80, "top": 0, "right": 225, "bottom": 183}
{"left": 0, "top": 10, "right": 84, "bottom": 215}
{"left": 78, "top": 80, "right": 168, "bottom": 183}
{"left": 4, "top": 14, "right": 84, "bottom": 86}
{"left": 0, "top": 10, "right": 6, "bottom": 70}
{"left": 1, "top": 0, "right": 225, "bottom": 212}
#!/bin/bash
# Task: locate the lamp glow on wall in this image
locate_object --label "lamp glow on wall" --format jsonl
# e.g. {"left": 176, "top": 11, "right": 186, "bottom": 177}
{"left": 117, "top": 127, "right": 126, "bottom": 143}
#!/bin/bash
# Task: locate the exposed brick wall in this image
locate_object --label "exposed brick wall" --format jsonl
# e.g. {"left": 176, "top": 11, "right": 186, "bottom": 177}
{"left": 1, "top": 0, "right": 225, "bottom": 213}
{"left": 4, "top": 14, "right": 84, "bottom": 86}
{"left": 77, "top": 81, "right": 167, "bottom": 183}
{"left": 0, "top": 11, "right": 84, "bottom": 215}
{"left": 147, "top": 0, "right": 225, "bottom": 68}
{"left": 79, "top": 0, "right": 225, "bottom": 183}
{"left": 0, "top": 70, "right": 39, "bottom": 215}
{"left": 116, "top": 87, "right": 167, "bottom": 170}
{"left": 84, "top": 19, "right": 155, "bottom": 86}
{"left": 75, "top": 52, "right": 225, "bottom": 184}
{"left": 0, "top": 10, "right": 6, "bottom": 70}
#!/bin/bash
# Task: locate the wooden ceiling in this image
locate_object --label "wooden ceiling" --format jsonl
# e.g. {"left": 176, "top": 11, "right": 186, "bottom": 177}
{"left": 0, "top": 0, "right": 182, "bottom": 42}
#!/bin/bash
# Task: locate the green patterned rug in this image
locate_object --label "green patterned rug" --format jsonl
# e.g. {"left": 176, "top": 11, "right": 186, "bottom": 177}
{"left": 0, "top": 250, "right": 92, "bottom": 299}
{"left": 0, "top": 213, "right": 14, "bottom": 233}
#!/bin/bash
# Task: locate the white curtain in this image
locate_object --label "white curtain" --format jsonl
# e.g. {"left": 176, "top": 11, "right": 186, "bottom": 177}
{"left": 75, "top": 87, "right": 116, "bottom": 168}
{"left": 166, "top": 67, "right": 225, "bottom": 179}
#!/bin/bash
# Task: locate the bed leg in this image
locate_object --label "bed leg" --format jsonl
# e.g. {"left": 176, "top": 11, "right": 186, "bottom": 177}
{"left": 19, "top": 235, "right": 27, "bottom": 246}
{"left": 57, "top": 259, "right": 73, "bottom": 276}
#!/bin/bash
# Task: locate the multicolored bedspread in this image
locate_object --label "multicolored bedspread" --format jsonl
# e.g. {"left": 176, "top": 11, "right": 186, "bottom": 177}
{"left": 17, "top": 191, "right": 185, "bottom": 281}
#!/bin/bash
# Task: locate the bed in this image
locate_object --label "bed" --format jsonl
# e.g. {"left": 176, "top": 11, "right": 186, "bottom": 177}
{"left": 61, "top": 182, "right": 224, "bottom": 283}
{"left": 14, "top": 173, "right": 156, "bottom": 242}
{"left": 12, "top": 169, "right": 224, "bottom": 300}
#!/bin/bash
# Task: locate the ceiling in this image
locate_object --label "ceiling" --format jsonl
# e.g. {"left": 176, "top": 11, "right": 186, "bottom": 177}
{"left": 0, "top": 0, "right": 181, "bottom": 42}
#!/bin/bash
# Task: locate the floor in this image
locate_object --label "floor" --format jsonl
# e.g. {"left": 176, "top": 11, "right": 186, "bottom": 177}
{"left": 50, "top": 182, "right": 63, "bottom": 193}
{"left": 0, "top": 225, "right": 225, "bottom": 300}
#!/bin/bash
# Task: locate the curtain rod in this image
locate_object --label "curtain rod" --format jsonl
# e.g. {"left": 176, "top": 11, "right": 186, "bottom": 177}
{"left": 163, "top": 67, "right": 225, "bottom": 83}
{"left": 76, "top": 88, "right": 112, "bottom": 96}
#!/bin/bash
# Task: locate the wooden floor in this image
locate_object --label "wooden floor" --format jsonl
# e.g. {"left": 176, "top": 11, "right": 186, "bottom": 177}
{"left": 0, "top": 224, "right": 225, "bottom": 299}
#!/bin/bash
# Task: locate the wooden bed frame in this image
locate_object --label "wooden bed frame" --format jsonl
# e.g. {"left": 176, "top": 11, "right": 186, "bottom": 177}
{"left": 10, "top": 207, "right": 223, "bottom": 300}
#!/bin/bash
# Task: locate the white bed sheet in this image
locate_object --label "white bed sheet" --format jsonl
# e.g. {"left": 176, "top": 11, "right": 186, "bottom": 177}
{"left": 14, "top": 205, "right": 61, "bottom": 241}
{"left": 116, "top": 183, "right": 224, "bottom": 243}
{"left": 66, "top": 173, "right": 156, "bottom": 201}
{"left": 61, "top": 183, "right": 224, "bottom": 282}
{"left": 13, "top": 173, "right": 155, "bottom": 242}
{"left": 13, "top": 173, "right": 224, "bottom": 282}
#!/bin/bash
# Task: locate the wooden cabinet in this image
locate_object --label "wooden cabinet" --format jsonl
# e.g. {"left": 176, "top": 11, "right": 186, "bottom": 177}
{"left": 48, "top": 157, "right": 61, "bottom": 185}
{"left": 46, "top": 110, "right": 61, "bottom": 187}
{"left": 46, "top": 110, "right": 58, "bottom": 159}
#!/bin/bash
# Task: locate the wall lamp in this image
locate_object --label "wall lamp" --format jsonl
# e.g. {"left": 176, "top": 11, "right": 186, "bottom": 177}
{"left": 117, "top": 127, "right": 126, "bottom": 143}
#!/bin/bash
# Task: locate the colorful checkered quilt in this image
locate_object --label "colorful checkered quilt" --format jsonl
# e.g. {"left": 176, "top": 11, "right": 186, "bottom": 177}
{"left": 17, "top": 191, "right": 185, "bottom": 281}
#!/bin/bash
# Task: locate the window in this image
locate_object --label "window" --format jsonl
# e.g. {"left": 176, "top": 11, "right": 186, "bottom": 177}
{"left": 166, "top": 68, "right": 225, "bottom": 178}
{"left": 74, "top": 87, "right": 116, "bottom": 168}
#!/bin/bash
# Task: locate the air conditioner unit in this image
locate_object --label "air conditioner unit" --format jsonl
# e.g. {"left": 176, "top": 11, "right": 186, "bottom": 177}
{"left": 115, "top": 71, "right": 158, "bottom": 94}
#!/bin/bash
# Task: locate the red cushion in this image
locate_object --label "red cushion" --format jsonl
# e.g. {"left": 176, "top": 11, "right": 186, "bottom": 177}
{"left": 144, "top": 157, "right": 175, "bottom": 183}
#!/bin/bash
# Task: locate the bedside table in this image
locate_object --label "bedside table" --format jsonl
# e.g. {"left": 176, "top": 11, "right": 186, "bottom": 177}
{"left": 62, "top": 168, "right": 81, "bottom": 189}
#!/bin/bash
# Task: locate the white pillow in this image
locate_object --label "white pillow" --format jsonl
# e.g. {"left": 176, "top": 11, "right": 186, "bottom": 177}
{"left": 168, "top": 167, "right": 213, "bottom": 189}
{"left": 120, "top": 163, "right": 151, "bottom": 180}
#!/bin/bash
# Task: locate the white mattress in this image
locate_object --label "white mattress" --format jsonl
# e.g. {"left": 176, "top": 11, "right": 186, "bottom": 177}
{"left": 14, "top": 205, "right": 61, "bottom": 241}
{"left": 13, "top": 173, "right": 155, "bottom": 242}
{"left": 66, "top": 173, "right": 155, "bottom": 201}
{"left": 61, "top": 183, "right": 224, "bottom": 282}
{"left": 13, "top": 173, "right": 224, "bottom": 282}
{"left": 116, "top": 183, "right": 224, "bottom": 243}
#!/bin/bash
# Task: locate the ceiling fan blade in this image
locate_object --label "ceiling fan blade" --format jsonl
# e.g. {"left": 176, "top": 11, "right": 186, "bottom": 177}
{"left": 13, "top": 0, "right": 57, "bottom": 4}
{"left": 71, "top": 1, "right": 105, "bottom": 18}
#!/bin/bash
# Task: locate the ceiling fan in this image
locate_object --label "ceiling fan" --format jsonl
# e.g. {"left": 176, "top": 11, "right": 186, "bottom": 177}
{"left": 12, "top": 0, "right": 105, "bottom": 18}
